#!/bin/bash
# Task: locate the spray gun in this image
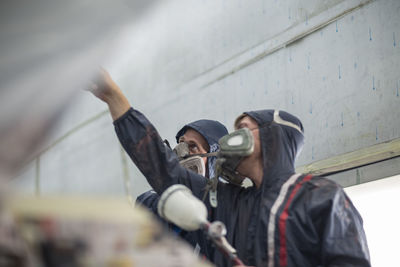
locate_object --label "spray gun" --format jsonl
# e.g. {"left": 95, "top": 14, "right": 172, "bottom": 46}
{"left": 157, "top": 184, "right": 244, "bottom": 266}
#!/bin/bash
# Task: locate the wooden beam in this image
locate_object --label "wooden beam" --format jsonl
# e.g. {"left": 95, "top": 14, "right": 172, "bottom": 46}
{"left": 296, "top": 138, "right": 400, "bottom": 175}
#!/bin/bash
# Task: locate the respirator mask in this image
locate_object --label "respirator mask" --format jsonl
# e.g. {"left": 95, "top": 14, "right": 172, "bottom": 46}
{"left": 215, "top": 128, "right": 254, "bottom": 185}
{"left": 171, "top": 128, "right": 255, "bottom": 207}
{"left": 173, "top": 142, "right": 208, "bottom": 176}
{"left": 172, "top": 126, "right": 254, "bottom": 180}
{"left": 203, "top": 128, "right": 254, "bottom": 207}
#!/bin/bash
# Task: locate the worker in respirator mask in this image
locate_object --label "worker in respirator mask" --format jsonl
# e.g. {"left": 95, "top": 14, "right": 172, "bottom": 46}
{"left": 88, "top": 68, "right": 370, "bottom": 267}
{"left": 136, "top": 119, "right": 227, "bottom": 258}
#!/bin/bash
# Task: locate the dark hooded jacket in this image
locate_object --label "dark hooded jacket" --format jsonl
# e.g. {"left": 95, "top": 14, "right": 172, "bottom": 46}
{"left": 114, "top": 108, "right": 370, "bottom": 267}
{"left": 136, "top": 119, "right": 228, "bottom": 257}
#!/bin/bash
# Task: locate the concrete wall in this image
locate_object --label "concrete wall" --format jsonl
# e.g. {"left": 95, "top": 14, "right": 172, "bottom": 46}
{"left": 12, "top": 0, "right": 400, "bottom": 198}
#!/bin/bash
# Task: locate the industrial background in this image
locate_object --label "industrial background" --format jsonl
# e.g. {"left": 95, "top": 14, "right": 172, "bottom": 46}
{"left": 4, "top": 1, "right": 399, "bottom": 265}
{"left": 12, "top": 0, "right": 400, "bottom": 200}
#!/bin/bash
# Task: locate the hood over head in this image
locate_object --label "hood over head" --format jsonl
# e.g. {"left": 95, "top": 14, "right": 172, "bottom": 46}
{"left": 176, "top": 119, "right": 228, "bottom": 178}
{"left": 176, "top": 119, "right": 228, "bottom": 147}
{"left": 239, "top": 109, "right": 304, "bottom": 187}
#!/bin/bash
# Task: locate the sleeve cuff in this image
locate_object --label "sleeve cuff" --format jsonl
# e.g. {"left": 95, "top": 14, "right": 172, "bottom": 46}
{"left": 113, "top": 107, "right": 134, "bottom": 125}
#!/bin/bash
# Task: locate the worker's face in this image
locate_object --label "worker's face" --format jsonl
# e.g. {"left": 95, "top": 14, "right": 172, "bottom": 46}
{"left": 234, "top": 116, "right": 262, "bottom": 175}
{"left": 178, "top": 129, "right": 209, "bottom": 166}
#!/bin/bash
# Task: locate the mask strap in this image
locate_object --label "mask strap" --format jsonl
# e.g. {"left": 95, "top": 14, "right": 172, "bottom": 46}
{"left": 181, "top": 151, "right": 219, "bottom": 159}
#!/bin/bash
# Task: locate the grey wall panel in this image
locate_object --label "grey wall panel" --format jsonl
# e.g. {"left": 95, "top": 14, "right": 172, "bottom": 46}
{"left": 10, "top": 161, "right": 36, "bottom": 194}
{"left": 111, "top": 0, "right": 367, "bottom": 107}
{"left": 126, "top": 162, "right": 152, "bottom": 199}
{"left": 159, "top": 0, "right": 400, "bottom": 166}
{"left": 39, "top": 116, "right": 125, "bottom": 195}
{"left": 40, "top": 93, "right": 110, "bottom": 150}
{"left": 12, "top": 0, "right": 400, "bottom": 198}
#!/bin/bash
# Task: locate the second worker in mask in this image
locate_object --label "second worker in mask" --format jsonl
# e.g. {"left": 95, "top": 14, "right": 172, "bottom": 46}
{"left": 136, "top": 119, "right": 228, "bottom": 258}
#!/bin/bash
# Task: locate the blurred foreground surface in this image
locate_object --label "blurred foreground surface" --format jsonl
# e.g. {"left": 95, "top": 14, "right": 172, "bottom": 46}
{"left": 0, "top": 0, "right": 158, "bottom": 178}
{"left": 0, "top": 195, "right": 213, "bottom": 267}
{"left": 0, "top": 2, "right": 214, "bottom": 266}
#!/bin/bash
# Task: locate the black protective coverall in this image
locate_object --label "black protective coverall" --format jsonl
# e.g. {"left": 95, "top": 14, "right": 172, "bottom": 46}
{"left": 136, "top": 119, "right": 228, "bottom": 258}
{"left": 114, "top": 108, "right": 370, "bottom": 267}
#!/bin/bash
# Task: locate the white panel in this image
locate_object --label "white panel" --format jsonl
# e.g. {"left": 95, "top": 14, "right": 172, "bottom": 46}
{"left": 345, "top": 174, "right": 400, "bottom": 267}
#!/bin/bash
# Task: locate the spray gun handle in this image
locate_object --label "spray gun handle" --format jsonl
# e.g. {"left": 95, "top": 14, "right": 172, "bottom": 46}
{"left": 201, "top": 221, "right": 245, "bottom": 266}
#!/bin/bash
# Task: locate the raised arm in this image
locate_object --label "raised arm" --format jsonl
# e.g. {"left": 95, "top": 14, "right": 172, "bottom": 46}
{"left": 88, "top": 68, "right": 131, "bottom": 121}
{"left": 88, "top": 69, "right": 208, "bottom": 197}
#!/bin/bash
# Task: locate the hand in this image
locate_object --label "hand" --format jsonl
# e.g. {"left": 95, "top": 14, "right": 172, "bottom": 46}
{"left": 86, "top": 67, "right": 131, "bottom": 121}
{"left": 88, "top": 67, "right": 121, "bottom": 103}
